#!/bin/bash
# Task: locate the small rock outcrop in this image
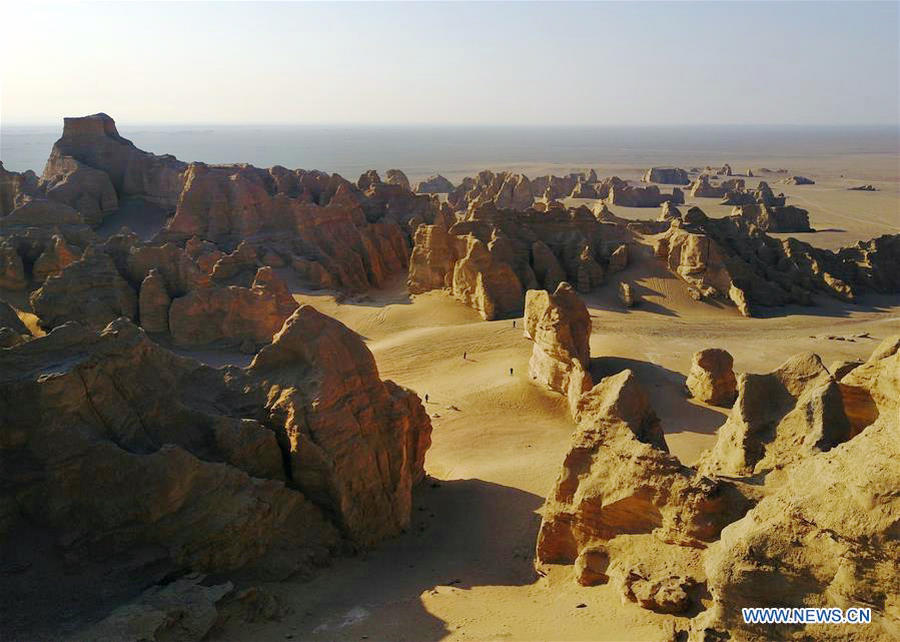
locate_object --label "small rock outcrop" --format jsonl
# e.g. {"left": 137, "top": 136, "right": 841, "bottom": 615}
{"left": 686, "top": 348, "right": 737, "bottom": 406}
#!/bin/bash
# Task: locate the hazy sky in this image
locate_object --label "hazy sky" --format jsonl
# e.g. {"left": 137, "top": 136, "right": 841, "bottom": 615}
{"left": 2, "top": 1, "right": 898, "bottom": 125}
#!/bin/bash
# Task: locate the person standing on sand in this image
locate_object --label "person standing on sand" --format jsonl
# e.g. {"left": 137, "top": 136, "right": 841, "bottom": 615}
{"left": 509, "top": 367, "right": 513, "bottom": 376}
{"left": 425, "top": 394, "right": 429, "bottom": 403}
{"left": 513, "top": 320, "right": 516, "bottom": 328}
{"left": 463, "top": 351, "right": 467, "bottom": 360}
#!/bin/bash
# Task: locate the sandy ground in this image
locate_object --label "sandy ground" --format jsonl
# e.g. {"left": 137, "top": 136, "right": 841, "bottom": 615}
{"left": 215, "top": 244, "right": 900, "bottom": 641}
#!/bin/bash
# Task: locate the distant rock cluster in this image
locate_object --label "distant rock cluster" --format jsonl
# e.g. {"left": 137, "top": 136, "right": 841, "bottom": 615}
{"left": 407, "top": 199, "right": 630, "bottom": 319}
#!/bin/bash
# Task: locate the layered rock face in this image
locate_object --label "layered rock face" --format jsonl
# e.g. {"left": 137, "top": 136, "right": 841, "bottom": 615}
{"left": 407, "top": 200, "right": 629, "bottom": 319}
{"left": 642, "top": 167, "right": 690, "bottom": 185}
{"left": 523, "top": 283, "right": 593, "bottom": 413}
{"left": 0, "top": 310, "right": 431, "bottom": 626}
{"left": 654, "top": 212, "right": 900, "bottom": 316}
{"left": 686, "top": 348, "right": 737, "bottom": 406}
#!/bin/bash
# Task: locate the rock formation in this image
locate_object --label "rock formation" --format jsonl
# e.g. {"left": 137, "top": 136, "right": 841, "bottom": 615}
{"left": 523, "top": 283, "right": 593, "bottom": 413}
{"left": 536, "top": 370, "right": 751, "bottom": 594}
{"left": 0, "top": 299, "right": 31, "bottom": 347}
{"left": 448, "top": 170, "right": 535, "bottom": 211}
{"left": 384, "top": 169, "right": 410, "bottom": 190}
{"left": 608, "top": 183, "right": 684, "bottom": 207}
{"left": 654, "top": 212, "right": 900, "bottom": 316}
{"left": 0, "top": 309, "right": 431, "bottom": 632}
{"left": 693, "top": 337, "right": 899, "bottom": 641}
{"left": 689, "top": 175, "right": 745, "bottom": 198}
{"left": 413, "top": 174, "right": 455, "bottom": 193}
{"left": 698, "top": 352, "right": 856, "bottom": 476}
{"left": 168, "top": 267, "right": 298, "bottom": 348}
{"left": 685, "top": 348, "right": 737, "bottom": 406}
{"left": 782, "top": 175, "right": 815, "bottom": 185}
{"left": 407, "top": 200, "right": 629, "bottom": 319}
{"left": 642, "top": 167, "right": 690, "bottom": 185}
{"left": 732, "top": 203, "right": 811, "bottom": 232}
{"left": 30, "top": 245, "right": 138, "bottom": 330}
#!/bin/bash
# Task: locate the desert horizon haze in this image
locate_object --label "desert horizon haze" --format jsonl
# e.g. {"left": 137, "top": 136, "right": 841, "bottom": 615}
{"left": 0, "top": 2, "right": 898, "bottom": 642}
{"left": 2, "top": 1, "right": 899, "bottom": 126}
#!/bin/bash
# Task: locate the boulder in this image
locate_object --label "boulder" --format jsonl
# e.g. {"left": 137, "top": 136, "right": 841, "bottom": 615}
{"left": 686, "top": 348, "right": 737, "bottom": 406}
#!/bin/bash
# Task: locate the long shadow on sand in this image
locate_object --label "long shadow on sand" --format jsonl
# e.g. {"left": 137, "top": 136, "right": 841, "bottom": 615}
{"left": 751, "top": 293, "right": 899, "bottom": 320}
{"left": 590, "top": 356, "right": 727, "bottom": 439}
{"left": 260, "top": 478, "right": 544, "bottom": 641}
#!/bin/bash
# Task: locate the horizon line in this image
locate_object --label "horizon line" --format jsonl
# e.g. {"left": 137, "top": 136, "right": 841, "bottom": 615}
{"left": 3, "top": 120, "right": 899, "bottom": 130}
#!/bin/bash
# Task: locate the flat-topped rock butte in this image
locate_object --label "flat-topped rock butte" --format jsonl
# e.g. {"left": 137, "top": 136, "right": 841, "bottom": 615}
{"left": 0, "top": 113, "right": 898, "bottom": 642}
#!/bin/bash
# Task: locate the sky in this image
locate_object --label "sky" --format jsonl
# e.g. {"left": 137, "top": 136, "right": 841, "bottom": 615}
{"left": 1, "top": 1, "right": 898, "bottom": 126}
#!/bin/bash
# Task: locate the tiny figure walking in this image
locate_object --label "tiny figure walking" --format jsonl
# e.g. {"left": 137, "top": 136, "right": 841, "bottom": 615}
{"left": 512, "top": 319, "right": 516, "bottom": 328}
{"left": 463, "top": 351, "right": 467, "bottom": 360}
{"left": 425, "top": 394, "right": 429, "bottom": 403}
{"left": 509, "top": 367, "right": 514, "bottom": 376}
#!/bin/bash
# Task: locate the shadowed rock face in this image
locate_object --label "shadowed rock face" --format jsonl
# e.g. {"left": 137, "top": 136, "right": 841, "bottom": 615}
{"left": 654, "top": 213, "right": 900, "bottom": 316}
{"left": 0, "top": 309, "right": 431, "bottom": 578}
{"left": 408, "top": 200, "right": 629, "bottom": 319}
